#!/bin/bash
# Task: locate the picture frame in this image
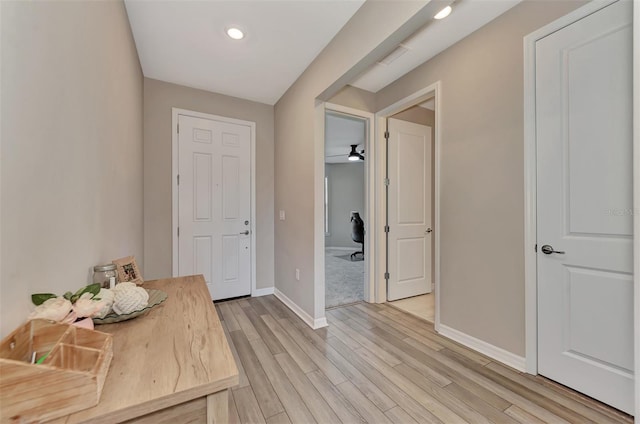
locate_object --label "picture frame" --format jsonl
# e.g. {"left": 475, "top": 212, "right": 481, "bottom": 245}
{"left": 112, "top": 256, "right": 143, "bottom": 285}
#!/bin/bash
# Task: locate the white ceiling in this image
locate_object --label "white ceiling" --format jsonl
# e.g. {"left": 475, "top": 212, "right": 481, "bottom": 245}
{"left": 124, "top": 0, "right": 365, "bottom": 105}
{"left": 325, "top": 112, "right": 366, "bottom": 164}
{"left": 351, "top": 0, "right": 522, "bottom": 93}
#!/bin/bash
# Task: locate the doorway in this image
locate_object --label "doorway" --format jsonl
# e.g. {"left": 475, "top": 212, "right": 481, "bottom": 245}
{"left": 171, "top": 108, "right": 257, "bottom": 301}
{"left": 374, "top": 83, "right": 441, "bottom": 327}
{"left": 324, "top": 110, "right": 367, "bottom": 308}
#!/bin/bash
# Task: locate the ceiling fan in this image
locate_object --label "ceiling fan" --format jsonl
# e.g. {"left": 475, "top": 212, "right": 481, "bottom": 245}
{"left": 325, "top": 144, "right": 365, "bottom": 161}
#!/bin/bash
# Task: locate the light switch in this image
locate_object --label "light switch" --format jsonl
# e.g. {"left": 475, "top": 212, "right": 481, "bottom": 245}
{"left": 279, "top": 210, "right": 285, "bottom": 221}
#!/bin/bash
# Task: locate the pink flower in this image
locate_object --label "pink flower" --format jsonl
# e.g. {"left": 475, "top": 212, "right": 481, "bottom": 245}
{"left": 73, "top": 293, "right": 106, "bottom": 318}
{"left": 29, "top": 297, "right": 73, "bottom": 322}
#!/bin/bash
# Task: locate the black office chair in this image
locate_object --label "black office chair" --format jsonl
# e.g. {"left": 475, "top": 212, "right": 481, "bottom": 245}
{"left": 350, "top": 212, "right": 364, "bottom": 261}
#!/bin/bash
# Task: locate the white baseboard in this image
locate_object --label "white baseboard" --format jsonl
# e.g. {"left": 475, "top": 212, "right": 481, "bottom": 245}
{"left": 274, "top": 288, "right": 328, "bottom": 329}
{"left": 252, "top": 287, "right": 274, "bottom": 297}
{"left": 438, "top": 324, "right": 526, "bottom": 372}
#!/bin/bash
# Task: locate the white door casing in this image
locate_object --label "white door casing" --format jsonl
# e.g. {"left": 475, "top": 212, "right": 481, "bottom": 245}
{"left": 535, "top": 0, "right": 634, "bottom": 414}
{"left": 387, "top": 118, "right": 433, "bottom": 301}
{"left": 177, "top": 114, "right": 252, "bottom": 300}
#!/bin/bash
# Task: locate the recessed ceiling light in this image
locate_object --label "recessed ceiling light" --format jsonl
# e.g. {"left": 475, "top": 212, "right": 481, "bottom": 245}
{"left": 434, "top": 5, "right": 452, "bottom": 20}
{"left": 226, "top": 27, "right": 244, "bottom": 40}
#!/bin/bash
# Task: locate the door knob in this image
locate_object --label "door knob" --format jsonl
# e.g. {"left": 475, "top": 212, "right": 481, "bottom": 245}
{"left": 426, "top": 228, "right": 433, "bottom": 233}
{"left": 240, "top": 230, "right": 250, "bottom": 235}
{"left": 541, "top": 244, "right": 565, "bottom": 255}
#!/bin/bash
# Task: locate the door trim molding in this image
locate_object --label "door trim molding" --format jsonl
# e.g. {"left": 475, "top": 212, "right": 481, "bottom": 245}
{"left": 171, "top": 108, "right": 257, "bottom": 297}
{"left": 374, "top": 81, "right": 441, "bottom": 331}
{"left": 523, "top": 3, "right": 638, "bottom": 400}
{"left": 324, "top": 103, "right": 376, "bottom": 305}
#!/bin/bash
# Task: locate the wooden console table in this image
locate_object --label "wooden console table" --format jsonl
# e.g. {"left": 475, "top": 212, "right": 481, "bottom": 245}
{"left": 49, "top": 275, "right": 238, "bottom": 423}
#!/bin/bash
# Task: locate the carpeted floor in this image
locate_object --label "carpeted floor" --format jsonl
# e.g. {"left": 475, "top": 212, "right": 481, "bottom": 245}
{"left": 325, "top": 247, "right": 364, "bottom": 308}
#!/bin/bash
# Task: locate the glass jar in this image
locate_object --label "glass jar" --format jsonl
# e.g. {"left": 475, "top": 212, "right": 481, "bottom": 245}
{"left": 93, "top": 264, "right": 117, "bottom": 289}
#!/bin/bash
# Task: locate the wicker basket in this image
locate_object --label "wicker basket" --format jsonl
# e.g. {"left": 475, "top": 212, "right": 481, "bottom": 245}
{"left": 0, "top": 319, "right": 113, "bottom": 423}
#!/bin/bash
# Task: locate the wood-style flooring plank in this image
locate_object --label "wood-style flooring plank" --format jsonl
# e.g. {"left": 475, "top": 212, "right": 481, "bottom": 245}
{"left": 246, "top": 297, "right": 270, "bottom": 316}
{"left": 330, "top": 318, "right": 403, "bottom": 366}
{"left": 355, "top": 347, "right": 470, "bottom": 424}
{"left": 351, "top": 304, "right": 444, "bottom": 351}
{"left": 217, "top": 302, "right": 241, "bottom": 332}
{"left": 221, "top": 320, "right": 250, "bottom": 389}
{"left": 248, "top": 337, "right": 317, "bottom": 423}
{"left": 442, "top": 382, "right": 518, "bottom": 424}
{"left": 326, "top": 336, "right": 442, "bottom": 424}
{"left": 230, "top": 302, "right": 261, "bottom": 341}
{"left": 485, "top": 361, "right": 624, "bottom": 424}
{"left": 276, "top": 317, "right": 347, "bottom": 385}
{"left": 504, "top": 405, "right": 546, "bottom": 424}
{"left": 273, "top": 353, "right": 341, "bottom": 424}
{"left": 229, "top": 330, "right": 285, "bottom": 419}
{"left": 229, "top": 389, "right": 241, "bottom": 424}
{"left": 336, "top": 381, "right": 393, "bottom": 424}
{"left": 385, "top": 406, "right": 419, "bottom": 424}
{"left": 306, "top": 370, "right": 365, "bottom": 424}
{"left": 260, "top": 314, "right": 317, "bottom": 373}
{"left": 264, "top": 412, "right": 291, "bottom": 424}
{"left": 232, "top": 386, "right": 266, "bottom": 424}
{"left": 241, "top": 303, "right": 285, "bottom": 355}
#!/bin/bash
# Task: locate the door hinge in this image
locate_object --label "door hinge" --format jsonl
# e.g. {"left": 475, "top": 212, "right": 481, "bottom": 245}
{"left": 384, "top": 131, "right": 390, "bottom": 140}
{"left": 177, "top": 174, "right": 180, "bottom": 185}
{"left": 534, "top": 243, "right": 537, "bottom": 252}
{"left": 384, "top": 178, "right": 390, "bottom": 186}
{"left": 177, "top": 227, "right": 180, "bottom": 237}
{"left": 384, "top": 272, "right": 390, "bottom": 280}
{"left": 384, "top": 225, "right": 390, "bottom": 233}
{"left": 177, "top": 123, "right": 180, "bottom": 134}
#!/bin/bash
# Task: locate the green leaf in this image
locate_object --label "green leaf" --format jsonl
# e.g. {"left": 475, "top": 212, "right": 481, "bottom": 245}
{"left": 84, "top": 283, "right": 101, "bottom": 297}
{"left": 63, "top": 291, "right": 73, "bottom": 300}
{"left": 31, "top": 293, "right": 57, "bottom": 306}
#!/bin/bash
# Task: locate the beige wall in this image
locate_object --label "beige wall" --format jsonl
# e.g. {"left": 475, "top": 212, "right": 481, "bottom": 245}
{"left": 0, "top": 1, "right": 143, "bottom": 337}
{"left": 143, "top": 78, "right": 275, "bottom": 289}
{"left": 325, "top": 163, "right": 365, "bottom": 249}
{"left": 328, "top": 86, "right": 376, "bottom": 112}
{"left": 275, "top": 1, "right": 432, "bottom": 317}
{"left": 376, "top": 0, "right": 586, "bottom": 355}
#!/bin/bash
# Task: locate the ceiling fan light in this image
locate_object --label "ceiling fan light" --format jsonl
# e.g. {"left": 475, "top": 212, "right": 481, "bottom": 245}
{"left": 348, "top": 155, "right": 360, "bottom": 161}
{"left": 348, "top": 144, "right": 360, "bottom": 161}
{"left": 434, "top": 5, "right": 452, "bottom": 20}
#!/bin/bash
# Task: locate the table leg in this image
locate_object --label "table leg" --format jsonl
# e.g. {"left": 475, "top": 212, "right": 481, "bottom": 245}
{"left": 207, "top": 389, "right": 229, "bottom": 423}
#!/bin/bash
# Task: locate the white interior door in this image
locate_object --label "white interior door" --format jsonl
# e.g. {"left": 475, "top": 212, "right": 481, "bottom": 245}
{"left": 536, "top": 0, "right": 634, "bottom": 414}
{"left": 178, "top": 114, "right": 252, "bottom": 300}
{"left": 387, "top": 118, "right": 432, "bottom": 301}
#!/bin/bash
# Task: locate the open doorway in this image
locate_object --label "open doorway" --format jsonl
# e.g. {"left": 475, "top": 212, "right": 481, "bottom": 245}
{"left": 386, "top": 100, "right": 436, "bottom": 323}
{"left": 324, "top": 110, "right": 367, "bottom": 308}
{"left": 372, "top": 82, "right": 441, "bottom": 328}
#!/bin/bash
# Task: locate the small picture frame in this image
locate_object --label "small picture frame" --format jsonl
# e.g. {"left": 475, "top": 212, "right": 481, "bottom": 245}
{"left": 112, "top": 256, "right": 143, "bottom": 285}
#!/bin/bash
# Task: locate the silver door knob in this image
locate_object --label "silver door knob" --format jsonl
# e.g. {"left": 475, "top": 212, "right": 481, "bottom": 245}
{"left": 240, "top": 230, "right": 250, "bottom": 235}
{"left": 426, "top": 228, "right": 433, "bottom": 233}
{"left": 541, "top": 244, "right": 564, "bottom": 255}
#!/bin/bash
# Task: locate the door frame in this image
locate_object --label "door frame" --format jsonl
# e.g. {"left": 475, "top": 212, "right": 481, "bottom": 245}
{"left": 523, "top": 2, "right": 639, "bottom": 417}
{"left": 323, "top": 103, "right": 376, "bottom": 304}
{"left": 313, "top": 102, "right": 375, "bottom": 323}
{"left": 374, "top": 81, "right": 442, "bottom": 331}
{"left": 171, "top": 108, "right": 258, "bottom": 296}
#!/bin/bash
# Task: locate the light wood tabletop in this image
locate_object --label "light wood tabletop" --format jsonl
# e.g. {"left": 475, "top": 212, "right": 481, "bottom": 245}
{"left": 49, "top": 275, "right": 238, "bottom": 424}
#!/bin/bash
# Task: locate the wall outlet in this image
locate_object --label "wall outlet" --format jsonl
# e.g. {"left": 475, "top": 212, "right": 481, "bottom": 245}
{"left": 295, "top": 268, "right": 300, "bottom": 281}
{"left": 279, "top": 210, "right": 285, "bottom": 221}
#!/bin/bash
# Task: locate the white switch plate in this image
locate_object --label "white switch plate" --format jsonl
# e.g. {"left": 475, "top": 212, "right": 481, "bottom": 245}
{"left": 295, "top": 268, "right": 300, "bottom": 281}
{"left": 279, "top": 210, "right": 285, "bottom": 220}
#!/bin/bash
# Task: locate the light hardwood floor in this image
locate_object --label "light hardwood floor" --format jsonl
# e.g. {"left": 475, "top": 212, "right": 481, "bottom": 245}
{"left": 389, "top": 293, "right": 435, "bottom": 323}
{"left": 215, "top": 296, "right": 632, "bottom": 424}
